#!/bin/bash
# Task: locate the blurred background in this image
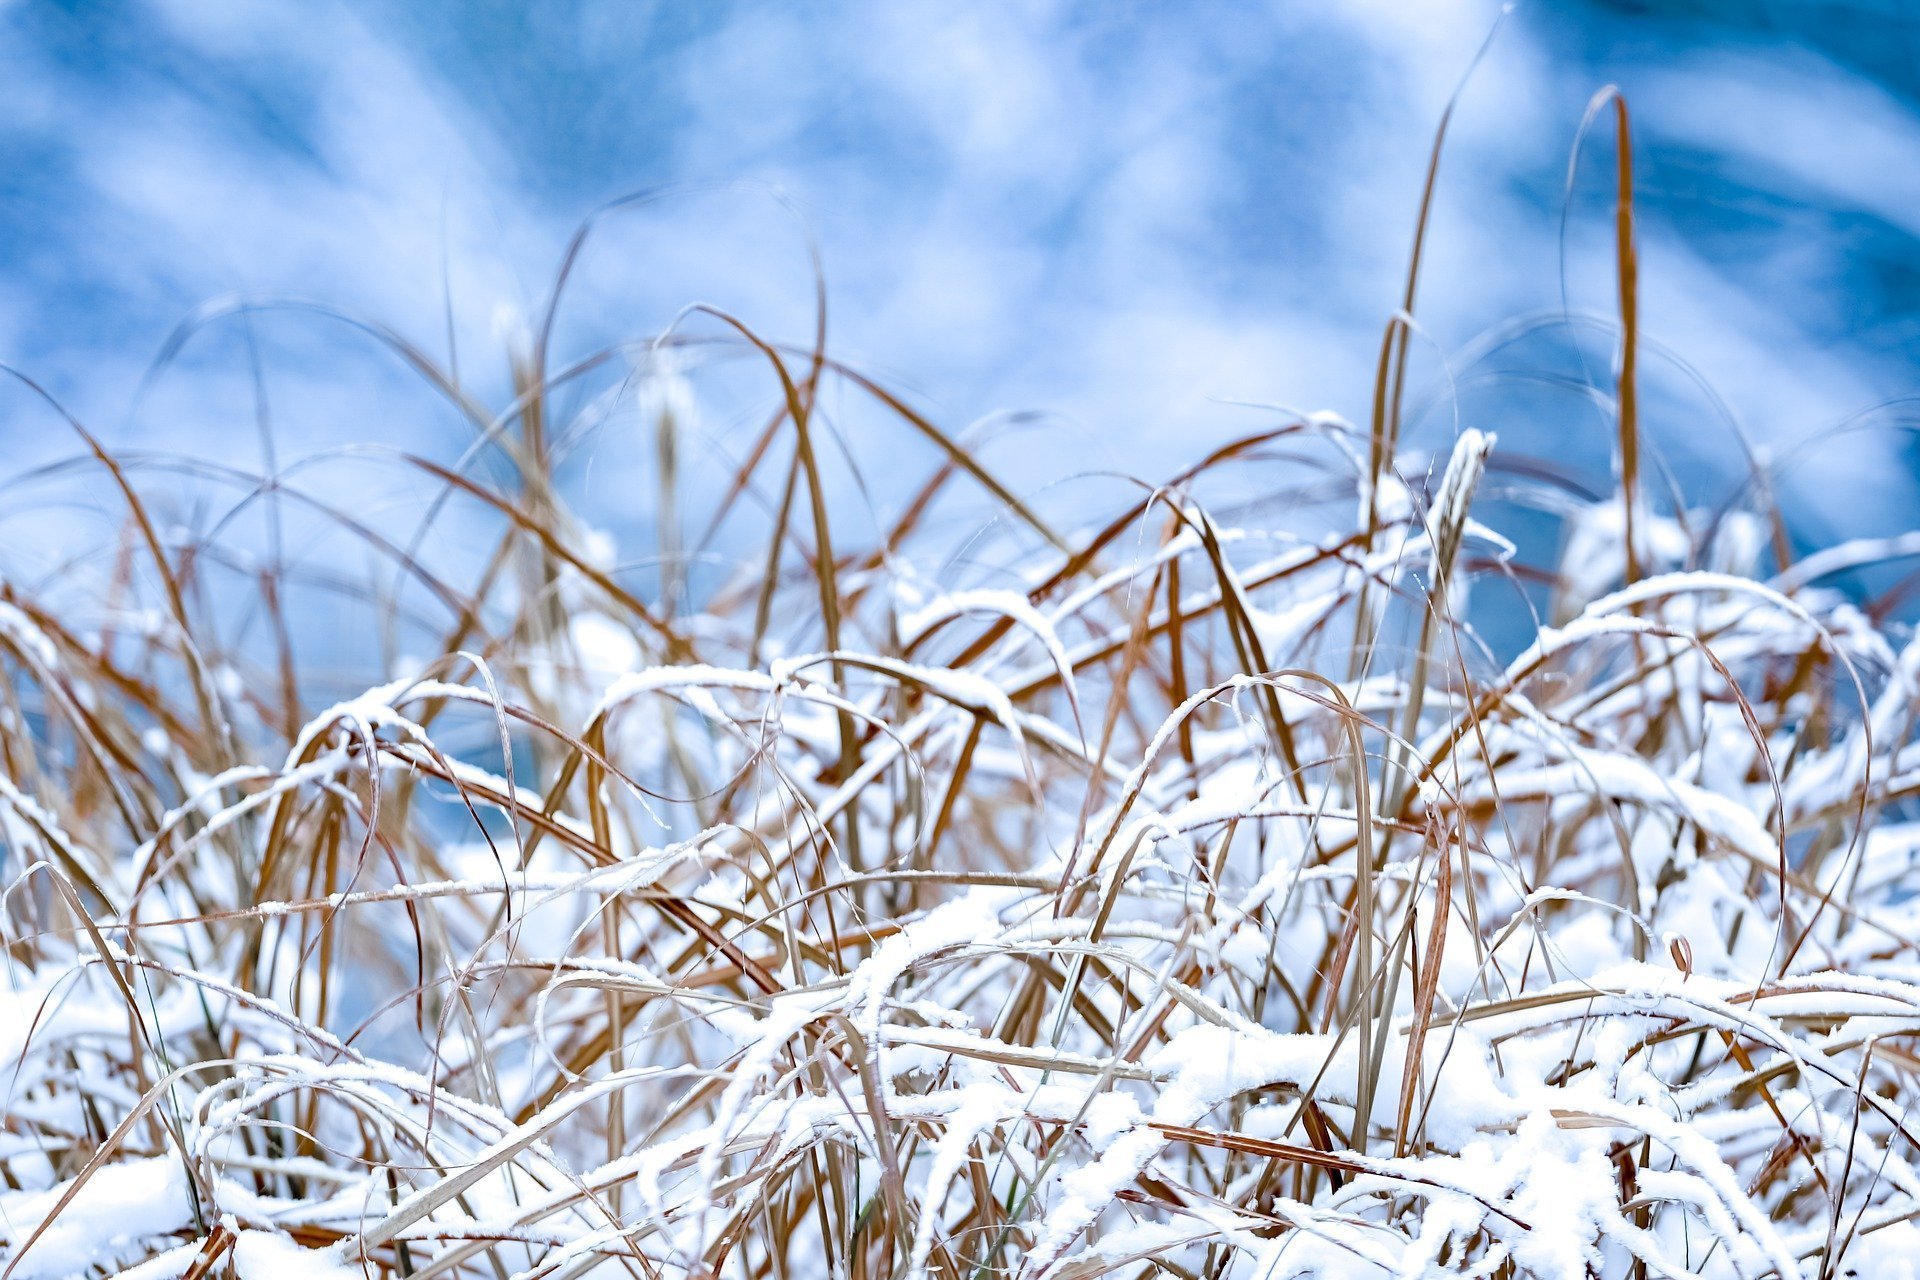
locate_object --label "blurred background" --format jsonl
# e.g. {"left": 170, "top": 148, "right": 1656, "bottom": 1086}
{"left": 3, "top": 0, "right": 1919, "bottom": 641}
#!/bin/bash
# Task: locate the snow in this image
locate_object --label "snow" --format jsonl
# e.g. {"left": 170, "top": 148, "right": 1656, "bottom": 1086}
{"left": 230, "top": 1230, "right": 366, "bottom": 1279}
{"left": 0, "top": 1159, "right": 192, "bottom": 1278}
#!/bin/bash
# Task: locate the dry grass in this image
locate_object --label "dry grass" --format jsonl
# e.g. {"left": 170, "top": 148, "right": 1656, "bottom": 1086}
{"left": 4, "top": 93, "right": 1920, "bottom": 1280}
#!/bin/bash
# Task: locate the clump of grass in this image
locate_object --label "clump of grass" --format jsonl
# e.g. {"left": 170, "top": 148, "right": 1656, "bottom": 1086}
{"left": 4, "top": 92, "right": 1920, "bottom": 1280}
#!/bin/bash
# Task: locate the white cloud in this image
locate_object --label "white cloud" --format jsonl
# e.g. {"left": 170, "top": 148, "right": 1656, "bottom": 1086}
{"left": 0, "top": 0, "right": 1913, "bottom": 551}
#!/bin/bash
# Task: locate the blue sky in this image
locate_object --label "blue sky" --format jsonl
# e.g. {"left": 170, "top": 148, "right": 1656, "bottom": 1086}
{"left": 5, "top": 0, "right": 1920, "bottom": 561}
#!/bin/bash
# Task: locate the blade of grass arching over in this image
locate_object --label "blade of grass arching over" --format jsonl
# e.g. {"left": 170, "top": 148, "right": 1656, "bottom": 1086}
{"left": 688, "top": 306, "right": 867, "bottom": 872}
{"left": 821, "top": 360, "right": 1068, "bottom": 556}
{"left": 401, "top": 453, "right": 686, "bottom": 654}
{"left": 3, "top": 367, "right": 237, "bottom": 770}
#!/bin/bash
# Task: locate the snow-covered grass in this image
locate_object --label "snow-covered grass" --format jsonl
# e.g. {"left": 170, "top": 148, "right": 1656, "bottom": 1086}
{"left": 7, "top": 110, "right": 1920, "bottom": 1280}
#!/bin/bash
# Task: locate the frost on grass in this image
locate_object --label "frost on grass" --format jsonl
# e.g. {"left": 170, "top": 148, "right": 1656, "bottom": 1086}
{"left": 4, "top": 319, "right": 1920, "bottom": 1280}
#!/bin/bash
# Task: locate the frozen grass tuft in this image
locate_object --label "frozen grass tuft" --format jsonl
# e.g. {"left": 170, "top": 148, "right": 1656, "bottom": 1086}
{"left": 5, "top": 95, "right": 1920, "bottom": 1280}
